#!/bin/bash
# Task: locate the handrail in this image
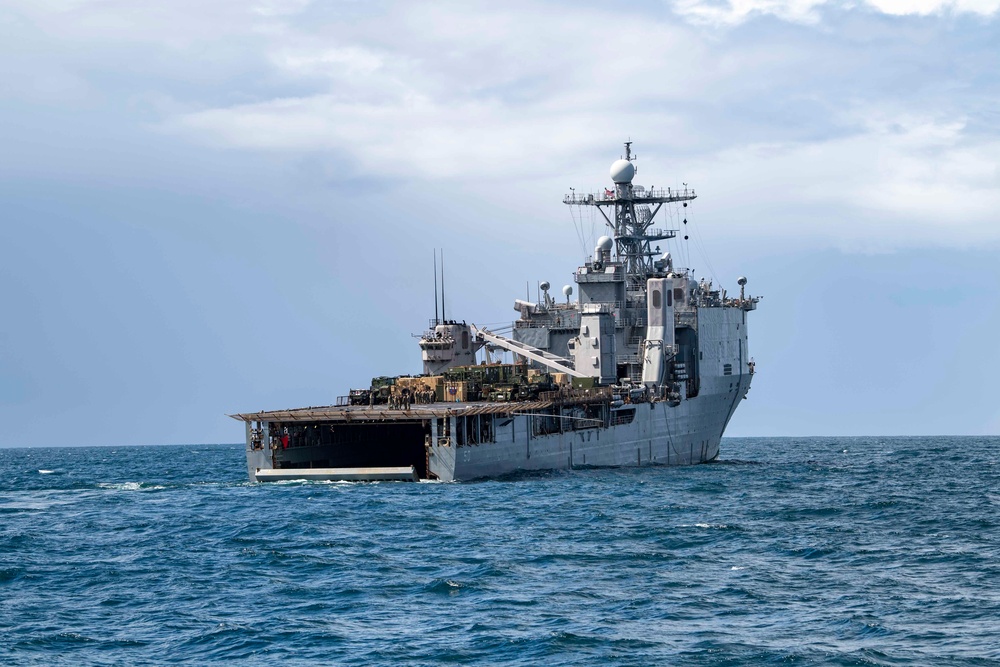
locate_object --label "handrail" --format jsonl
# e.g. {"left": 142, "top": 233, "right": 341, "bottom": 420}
{"left": 563, "top": 187, "right": 697, "bottom": 205}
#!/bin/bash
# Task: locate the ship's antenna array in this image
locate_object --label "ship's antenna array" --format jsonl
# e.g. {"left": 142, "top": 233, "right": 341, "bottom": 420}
{"left": 431, "top": 248, "right": 448, "bottom": 324}
{"left": 433, "top": 249, "right": 440, "bottom": 325}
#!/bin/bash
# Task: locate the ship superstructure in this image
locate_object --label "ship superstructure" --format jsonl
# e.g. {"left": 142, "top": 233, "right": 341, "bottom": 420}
{"left": 232, "top": 143, "right": 759, "bottom": 482}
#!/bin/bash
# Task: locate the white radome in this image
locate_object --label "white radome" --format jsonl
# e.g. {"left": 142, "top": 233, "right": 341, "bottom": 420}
{"left": 562, "top": 285, "right": 573, "bottom": 297}
{"left": 610, "top": 159, "right": 635, "bottom": 183}
{"left": 597, "top": 236, "right": 614, "bottom": 251}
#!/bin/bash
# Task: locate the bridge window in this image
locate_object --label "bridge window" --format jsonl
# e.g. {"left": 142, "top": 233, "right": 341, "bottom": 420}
{"left": 651, "top": 289, "right": 661, "bottom": 309}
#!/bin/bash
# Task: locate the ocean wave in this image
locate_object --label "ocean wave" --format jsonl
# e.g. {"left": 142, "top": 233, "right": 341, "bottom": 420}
{"left": 0, "top": 438, "right": 998, "bottom": 665}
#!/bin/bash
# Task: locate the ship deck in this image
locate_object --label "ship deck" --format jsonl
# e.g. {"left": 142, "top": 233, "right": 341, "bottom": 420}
{"left": 229, "top": 388, "right": 614, "bottom": 424}
{"left": 229, "top": 400, "right": 552, "bottom": 424}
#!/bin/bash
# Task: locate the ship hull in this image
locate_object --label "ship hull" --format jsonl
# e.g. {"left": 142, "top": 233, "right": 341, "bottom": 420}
{"left": 429, "top": 373, "right": 750, "bottom": 481}
{"left": 238, "top": 374, "right": 750, "bottom": 483}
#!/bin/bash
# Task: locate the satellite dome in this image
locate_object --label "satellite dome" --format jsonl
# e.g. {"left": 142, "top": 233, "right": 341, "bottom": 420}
{"left": 562, "top": 285, "right": 573, "bottom": 297}
{"left": 610, "top": 159, "right": 635, "bottom": 184}
{"left": 539, "top": 281, "right": 550, "bottom": 291}
{"left": 597, "top": 236, "right": 614, "bottom": 251}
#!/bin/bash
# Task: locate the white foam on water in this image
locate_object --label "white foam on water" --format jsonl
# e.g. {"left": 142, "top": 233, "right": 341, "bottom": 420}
{"left": 98, "top": 482, "right": 142, "bottom": 491}
{"left": 38, "top": 470, "right": 55, "bottom": 474}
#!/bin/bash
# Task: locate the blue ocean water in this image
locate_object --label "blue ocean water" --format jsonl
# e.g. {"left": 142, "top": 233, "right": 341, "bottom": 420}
{"left": 1, "top": 437, "right": 998, "bottom": 666}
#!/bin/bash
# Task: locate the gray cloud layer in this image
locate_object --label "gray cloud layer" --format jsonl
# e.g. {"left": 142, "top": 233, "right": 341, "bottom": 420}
{"left": 3, "top": 0, "right": 997, "bottom": 250}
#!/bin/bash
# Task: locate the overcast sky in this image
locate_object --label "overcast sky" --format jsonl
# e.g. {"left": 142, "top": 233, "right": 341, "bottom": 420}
{"left": 2, "top": 0, "right": 998, "bottom": 447}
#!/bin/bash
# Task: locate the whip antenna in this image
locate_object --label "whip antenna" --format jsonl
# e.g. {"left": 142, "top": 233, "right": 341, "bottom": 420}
{"left": 433, "top": 250, "right": 439, "bottom": 325}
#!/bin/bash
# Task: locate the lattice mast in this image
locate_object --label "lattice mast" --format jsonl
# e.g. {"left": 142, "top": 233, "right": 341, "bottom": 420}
{"left": 563, "top": 142, "right": 696, "bottom": 286}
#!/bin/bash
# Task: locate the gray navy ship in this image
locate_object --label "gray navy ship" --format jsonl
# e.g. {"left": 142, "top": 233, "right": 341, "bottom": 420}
{"left": 232, "top": 143, "right": 760, "bottom": 482}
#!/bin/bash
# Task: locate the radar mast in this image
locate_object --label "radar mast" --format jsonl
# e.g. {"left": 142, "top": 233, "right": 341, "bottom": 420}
{"left": 564, "top": 142, "right": 696, "bottom": 287}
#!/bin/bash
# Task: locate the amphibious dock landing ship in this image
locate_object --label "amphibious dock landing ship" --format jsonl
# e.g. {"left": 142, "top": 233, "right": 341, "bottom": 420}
{"left": 231, "top": 143, "right": 759, "bottom": 482}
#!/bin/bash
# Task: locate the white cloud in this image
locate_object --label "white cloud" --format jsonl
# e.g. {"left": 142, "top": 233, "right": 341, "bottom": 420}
{"left": 1, "top": 0, "right": 299, "bottom": 46}
{"left": 685, "top": 109, "right": 1000, "bottom": 248}
{"left": 252, "top": 0, "right": 312, "bottom": 17}
{"left": 3, "top": 1, "right": 999, "bottom": 249}
{"left": 170, "top": 94, "right": 608, "bottom": 179}
{"left": 866, "top": 0, "right": 1000, "bottom": 15}
{"left": 672, "top": 0, "right": 828, "bottom": 25}
{"left": 273, "top": 46, "right": 385, "bottom": 79}
{"left": 671, "top": 0, "right": 1000, "bottom": 25}
{"left": 163, "top": 5, "right": 708, "bottom": 179}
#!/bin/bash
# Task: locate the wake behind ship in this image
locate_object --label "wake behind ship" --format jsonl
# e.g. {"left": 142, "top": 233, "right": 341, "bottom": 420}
{"left": 231, "top": 143, "right": 760, "bottom": 482}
